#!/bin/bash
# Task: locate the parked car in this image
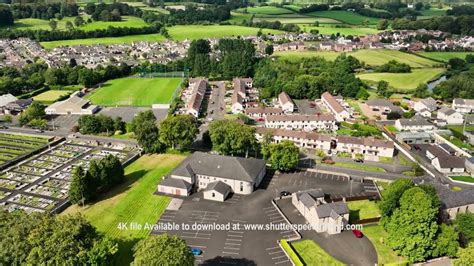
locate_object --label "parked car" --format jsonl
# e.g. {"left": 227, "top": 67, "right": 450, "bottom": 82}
{"left": 280, "top": 191, "right": 291, "bottom": 197}
{"left": 354, "top": 158, "right": 364, "bottom": 163}
{"left": 190, "top": 247, "right": 202, "bottom": 256}
{"left": 352, "top": 229, "right": 363, "bottom": 238}
{"left": 413, "top": 145, "right": 421, "bottom": 151}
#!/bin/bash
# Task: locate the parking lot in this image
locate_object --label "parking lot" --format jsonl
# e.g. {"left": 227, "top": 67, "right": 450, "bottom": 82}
{"left": 152, "top": 169, "right": 379, "bottom": 265}
{"left": 0, "top": 137, "right": 139, "bottom": 213}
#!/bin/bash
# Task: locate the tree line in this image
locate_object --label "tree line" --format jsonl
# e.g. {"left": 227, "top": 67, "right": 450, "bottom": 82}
{"left": 392, "top": 15, "right": 474, "bottom": 35}
{"left": 78, "top": 115, "right": 125, "bottom": 136}
{"left": 374, "top": 60, "right": 411, "bottom": 73}
{"left": 84, "top": 2, "right": 136, "bottom": 22}
{"left": 10, "top": 2, "right": 78, "bottom": 20}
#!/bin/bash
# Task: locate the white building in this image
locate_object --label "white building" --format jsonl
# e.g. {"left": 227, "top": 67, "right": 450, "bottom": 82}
{"left": 414, "top": 97, "right": 437, "bottom": 113}
{"left": 255, "top": 127, "right": 332, "bottom": 151}
{"left": 453, "top": 98, "right": 474, "bottom": 114}
{"left": 292, "top": 189, "right": 349, "bottom": 235}
{"left": 426, "top": 145, "right": 465, "bottom": 174}
{"left": 437, "top": 107, "right": 464, "bottom": 125}
{"left": 335, "top": 135, "right": 395, "bottom": 160}
{"left": 265, "top": 114, "right": 338, "bottom": 132}
{"left": 231, "top": 78, "right": 254, "bottom": 114}
{"left": 321, "top": 92, "right": 351, "bottom": 122}
{"left": 244, "top": 107, "right": 283, "bottom": 119}
{"left": 45, "top": 91, "right": 99, "bottom": 115}
{"left": 203, "top": 181, "right": 231, "bottom": 202}
{"left": 186, "top": 78, "right": 208, "bottom": 117}
{"left": 278, "top": 92, "right": 295, "bottom": 113}
{"left": 157, "top": 152, "right": 266, "bottom": 197}
{"left": 394, "top": 115, "right": 434, "bottom": 132}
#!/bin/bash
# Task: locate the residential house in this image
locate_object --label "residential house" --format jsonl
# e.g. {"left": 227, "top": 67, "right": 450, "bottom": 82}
{"left": 265, "top": 114, "right": 338, "bottom": 132}
{"left": 255, "top": 127, "right": 332, "bottom": 151}
{"left": 364, "top": 99, "right": 403, "bottom": 119}
{"left": 437, "top": 107, "right": 464, "bottom": 125}
{"left": 0, "top": 93, "right": 18, "bottom": 113}
{"left": 413, "top": 97, "right": 437, "bottom": 116}
{"left": 465, "top": 157, "right": 474, "bottom": 176}
{"left": 426, "top": 145, "right": 465, "bottom": 174}
{"left": 335, "top": 135, "right": 395, "bottom": 160}
{"left": 157, "top": 152, "right": 266, "bottom": 197}
{"left": 292, "top": 189, "right": 349, "bottom": 235}
{"left": 278, "top": 92, "right": 295, "bottom": 113}
{"left": 453, "top": 98, "right": 474, "bottom": 114}
{"left": 436, "top": 183, "right": 474, "bottom": 220}
{"left": 186, "top": 78, "right": 208, "bottom": 117}
{"left": 321, "top": 92, "right": 351, "bottom": 122}
{"left": 394, "top": 115, "right": 434, "bottom": 132}
{"left": 45, "top": 92, "right": 99, "bottom": 115}
{"left": 244, "top": 107, "right": 283, "bottom": 119}
{"left": 464, "top": 131, "right": 474, "bottom": 145}
{"left": 396, "top": 131, "right": 433, "bottom": 145}
{"left": 231, "top": 78, "right": 254, "bottom": 114}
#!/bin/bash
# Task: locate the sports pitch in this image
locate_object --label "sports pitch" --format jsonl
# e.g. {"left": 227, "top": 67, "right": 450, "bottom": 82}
{"left": 86, "top": 77, "right": 182, "bottom": 107}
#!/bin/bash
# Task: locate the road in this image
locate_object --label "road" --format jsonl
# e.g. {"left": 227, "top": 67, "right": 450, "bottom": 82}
{"left": 207, "top": 81, "right": 226, "bottom": 121}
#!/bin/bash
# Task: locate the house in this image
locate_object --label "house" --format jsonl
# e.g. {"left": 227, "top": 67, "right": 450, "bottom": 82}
{"left": 453, "top": 98, "right": 474, "bottom": 114}
{"left": 292, "top": 189, "right": 349, "bottom": 235}
{"left": 396, "top": 131, "right": 433, "bottom": 145}
{"left": 465, "top": 131, "right": 474, "bottom": 145}
{"left": 394, "top": 115, "right": 434, "bottom": 131}
{"left": 414, "top": 97, "right": 437, "bottom": 113}
{"left": 278, "top": 92, "right": 295, "bottom": 113}
{"left": 426, "top": 145, "right": 465, "bottom": 174}
{"left": 417, "top": 108, "right": 433, "bottom": 118}
{"left": 157, "top": 152, "right": 266, "bottom": 197}
{"left": 435, "top": 183, "right": 474, "bottom": 220}
{"left": 231, "top": 78, "right": 254, "bottom": 114}
{"left": 364, "top": 99, "right": 403, "bottom": 119}
{"left": 203, "top": 181, "right": 231, "bottom": 202}
{"left": 45, "top": 92, "right": 99, "bottom": 115}
{"left": 439, "top": 143, "right": 457, "bottom": 156}
{"left": 321, "top": 92, "right": 351, "bottom": 122}
{"left": 244, "top": 107, "right": 283, "bottom": 119}
{"left": 265, "top": 114, "right": 338, "bottom": 132}
{"left": 437, "top": 107, "right": 464, "bottom": 125}
{"left": 186, "top": 78, "right": 208, "bottom": 117}
{"left": 466, "top": 157, "right": 474, "bottom": 176}
{"left": 4, "top": 98, "right": 33, "bottom": 115}
{"left": 255, "top": 127, "right": 332, "bottom": 151}
{"left": 0, "top": 93, "right": 18, "bottom": 113}
{"left": 335, "top": 135, "right": 395, "bottom": 160}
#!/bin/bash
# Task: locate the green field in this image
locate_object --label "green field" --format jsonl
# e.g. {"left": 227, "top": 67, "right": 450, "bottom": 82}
{"left": 236, "top": 6, "right": 294, "bottom": 15}
{"left": 292, "top": 240, "right": 345, "bottom": 266}
{"left": 168, "top": 25, "right": 283, "bottom": 41}
{"left": 40, "top": 33, "right": 166, "bottom": 49}
{"left": 32, "top": 90, "right": 72, "bottom": 103}
{"left": 450, "top": 176, "right": 474, "bottom": 183}
{"left": 301, "top": 25, "right": 379, "bottom": 35}
{"left": 347, "top": 200, "right": 381, "bottom": 222}
{"left": 307, "top": 10, "right": 380, "bottom": 25}
{"left": 357, "top": 68, "right": 445, "bottom": 92}
{"left": 417, "top": 52, "right": 474, "bottom": 62}
{"left": 333, "top": 161, "right": 386, "bottom": 172}
{"left": 86, "top": 77, "right": 181, "bottom": 106}
{"left": 63, "top": 154, "right": 185, "bottom": 263}
{"left": 362, "top": 224, "right": 407, "bottom": 265}
{"left": 419, "top": 8, "right": 447, "bottom": 17}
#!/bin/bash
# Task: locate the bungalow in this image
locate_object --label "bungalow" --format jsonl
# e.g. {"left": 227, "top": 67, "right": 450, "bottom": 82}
{"left": 157, "top": 152, "right": 266, "bottom": 197}
{"left": 292, "top": 189, "right": 349, "bottom": 235}
{"left": 45, "top": 92, "right": 99, "bottom": 115}
{"left": 255, "top": 127, "right": 332, "bottom": 151}
{"left": 335, "top": 135, "right": 395, "bottom": 159}
{"left": 436, "top": 183, "right": 474, "bottom": 220}
{"left": 394, "top": 115, "right": 434, "bottom": 132}
{"left": 278, "top": 92, "right": 295, "bottom": 113}
{"left": 414, "top": 97, "right": 437, "bottom": 113}
{"left": 364, "top": 99, "right": 403, "bottom": 119}
{"left": 321, "top": 92, "right": 351, "bottom": 122}
{"left": 453, "top": 98, "right": 474, "bottom": 114}
{"left": 437, "top": 107, "right": 464, "bottom": 125}
{"left": 264, "top": 114, "right": 338, "bottom": 132}
{"left": 426, "top": 145, "right": 465, "bottom": 174}
{"left": 396, "top": 131, "right": 433, "bottom": 145}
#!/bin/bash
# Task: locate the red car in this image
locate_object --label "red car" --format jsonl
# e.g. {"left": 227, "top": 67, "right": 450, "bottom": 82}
{"left": 352, "top": 229, "right": 363, "bottom": 238}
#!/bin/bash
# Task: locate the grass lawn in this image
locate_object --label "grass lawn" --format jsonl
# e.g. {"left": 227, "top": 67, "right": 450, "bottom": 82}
{"left": 347, "top": 200, "right": 380, "bottom": 222}
{"left": 62, "top": 154, "right": 185, "bottom": 264}
{"left": 417, "top": 52, "right": 474, "bottom": 62}
{"left": 291, "top": 240, "right": 345, "bottom": 266}
{"left": 32, "top": 90, "right": 72, "bottom": 102}
{"left": 273, "top": 50, "right": 341, "bottom": 61}
{"left": 254, "top": 16, "right": 339, "bottom": 24}
{"left": 362, "top": 224, "right": 407, "bottom": 265}
{"left": 450, "top": 176, "right": 474, "bottom": 183}
{"left": 301, "top": 25, "right": 380, "bottom": 35}
{"left": 307, "top": 10, "right": 380, "bottom": 25}
{"left": 168, "top": 25, "right": 283, "bottom": 41}
{"left": 419, "top": 8, "right": 447, "bottom": 17}
{"left": 357, "top": 68, "right": 445, "bottom": 92}
{"left": 236, "top": 6, "right": 294, "bottom": 15}
{"left": 443, "top": 135, "right": 474, "bottom": 152}
{"left": 79, "top": 16, "right": 148, "bottom": 31}
{"left": 86, "top": 77, "right": 181, "bottom": 106}
{"left": 333, "top": 162, "right": 386, "bottom": 172}
{"left": 40, "top": 34, "right": 166, "bottom": 49}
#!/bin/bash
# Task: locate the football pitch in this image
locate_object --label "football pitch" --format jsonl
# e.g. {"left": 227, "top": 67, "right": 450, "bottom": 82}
{"left": 86, "top": 77, "right": 182, "bottom": 107}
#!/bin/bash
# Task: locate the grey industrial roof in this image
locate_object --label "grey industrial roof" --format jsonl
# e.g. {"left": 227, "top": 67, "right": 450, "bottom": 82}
{"left": 205, "top": 181, "right": 231, "bottom": 195}
{"left": 396, "top": 131, "right": 432, "bottom": 139}
{"left": 315, "top": 202, "right": 349, "bottom": 218}
{"left": 160, "top": 177, "right": 191, "bottom": 190}
{"left": 171, "top": 152, "right": 266, "bottom": 183}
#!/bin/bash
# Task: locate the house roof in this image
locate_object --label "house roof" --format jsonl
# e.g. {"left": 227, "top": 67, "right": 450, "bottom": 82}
{"left": 0, "top": 93, "right": 18, "bottom": 107}
{"left": 434, "top": 156, "right": 465, "bottom": 169}
{"left": 244, "top": 107, "right": 283, "bottom": 114}
{"left": 336, "top": 135, "right": 394, "bottom": 149}
{"left": 321, "top": 92, "right": 345, "bottom": 114}
{"left": 397, "top": 115, "right": 432, "bottom": 127}
{"left": 426, "top": 145, "right": 449, "bottom": 158}
{"left": 278, "top": 92, "right": 293, "bottom": 106}
{"left": 419, "top": 97, "right": 437, "bottom": 111}
{"left": 255, "top": 127, "right": 332, "bottom": 142}
{"left": 396, "top": 131, "right": 432, "bottom": 139}
{"left": 438, "top": 107, "right": 457, "bottom": 116}
{"left": 453, "top": 98, "right": 474, "bottom": 106}
{"left": 315, "top": 202, "right": 349, "bottom": 218}
{"left": 295, "top": 189, "right": 325, "bottom": 208}
{"left": 435, "top": 183, "right": 474, "bottom": 208}
{"left": 205, "top": 181, "right": 231, "bottom": 195}
{"left": 171, "top": 152, "right": 266, "bottom": 183}
{"left": 266, "top": 114, "right": 336, "bottom": 122}
{"left": 160, "top": 177, "right": 191, "bottom": 190}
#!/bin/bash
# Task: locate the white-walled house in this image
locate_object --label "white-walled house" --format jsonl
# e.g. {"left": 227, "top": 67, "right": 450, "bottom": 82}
{"left": 265, "top": 114, "right": 338, "bottom": 132}
{"left": 244, "top": 107, "right": 283, "bottom": 119}
{"left": 157, "top": 152, "right": 266, "bottom": 198}
{"left": 426, "top": 145, "right": 465, "bottom": 174}
{"left": 321, "top": 92, "right": 351, "bottom": 122}
{"left": 255, "top": 127, "right": 332, "bottom": 151}
{"left": 453, "top": 98, "right": 474, "bottom": 114}
{"left": 231, "top": 78, "right": 254, "bottom": 114}
{"left": 414, "top": 97, "right": 437, "bottom": 113}
{"left": 292, "top": 189, "right": 349, "bottom": 235}
{"left": 186, "top": 78, "right": 208, "bottom": 117}
{"left": 437, "top": 107, "right": 464, "bottom": 125}
{"left": 335, "top": 135, "right": 395, "bottom": 159}
{"left": 278, "top": 92, "right": 295, "bottom": 113}
{"left": 394, "top": 115, "right": 434, "bottom": 131}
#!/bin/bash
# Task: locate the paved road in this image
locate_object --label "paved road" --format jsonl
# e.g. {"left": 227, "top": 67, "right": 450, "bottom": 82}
{"left": 207, "top": 81, "right": 226, "bottom": 121}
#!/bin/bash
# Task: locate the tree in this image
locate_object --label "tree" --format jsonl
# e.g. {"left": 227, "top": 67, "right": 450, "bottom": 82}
{"left": 415, "top": 2, "right": 424, "bottom": 10}
{"left": 209, "top": 120, "right": 257, "bottom": 157}
{"left": 377, "top": 19, "right": 389, "bottom": 30}
{"left": 269, "top": 141, "right": 299, "bottom": 172}
{"left": 68, "top": 166, "right": 91, "bottom": 206}
{"left": 65, "top": 21, "right": 74, "bottom": 31}
{"left": 136, "top": 120, "right": 162, "bottom": 154}
{"left": 432, "top": 224, "right": 459, "bottom": 258}
{"left": 74, "top": 16, "right": 85, "bottom": 27}
{"left": 159, "top": 115, "right": 198, "bottom": 151}
{"left": 19, "top": 102, "right": 46, "bottom": 127}
{"left": 132, "top": 234, "right": 193, "bottom": 266}
{"left": 0, "top": 6, "right": 14, "bottom": 26}
{"left": 386, "top": 111, "right": 401, "bottom": 120}
{"left": 454, "top": 243, "right": 474, "bottom": 266}
{"left": 413, "top": 84, "right": 430, "bottom": 98}
{"left": 130, "top": 110, "right": 156, "bottom": 133}
{"left": 377, "top": 80, "right": 392, "bottom": 98}
{"left": 265, "top": 44, "right": 274, "bottom": 56}
{"left": 385, "top": 187, "right": 439, "bottom": 262}
{"left": 49, "top": 19, "right": 58, "bottom": 31}
{"left": 455, "top": 212, "right": 474, "bottom": 242}
{"left": 260, "top": 129, "right": 274, "bottom": 160}
{"left": 378, "top": 178, "right": 414, "bottom": 219}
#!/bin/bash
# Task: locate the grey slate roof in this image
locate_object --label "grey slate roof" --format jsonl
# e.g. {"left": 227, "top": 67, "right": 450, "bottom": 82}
{"left": 434, "top": 183, "right": 474, "bottom": 208}
{"left": 438, "top": 107, "right": 456, "bottom": 116}
{"left": 420, "top": 97, "right": 437, "bottom": 111}
{"left": 315, "top": 202, "right": 349, "bottom": 218}
{"left": 171, "top": 152, "right": 266, "bottom": 183}
{"left": 205, "top": 181, "right": 231, "bottom": 195}
{"left": 398, "top": 115, "right": 432, "bottom": 127}
{"left": 0, "top": 93, "right": 17, "bottom": 107}
{"left": 160, "top": 177, "right": 191, "bottom": 189}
